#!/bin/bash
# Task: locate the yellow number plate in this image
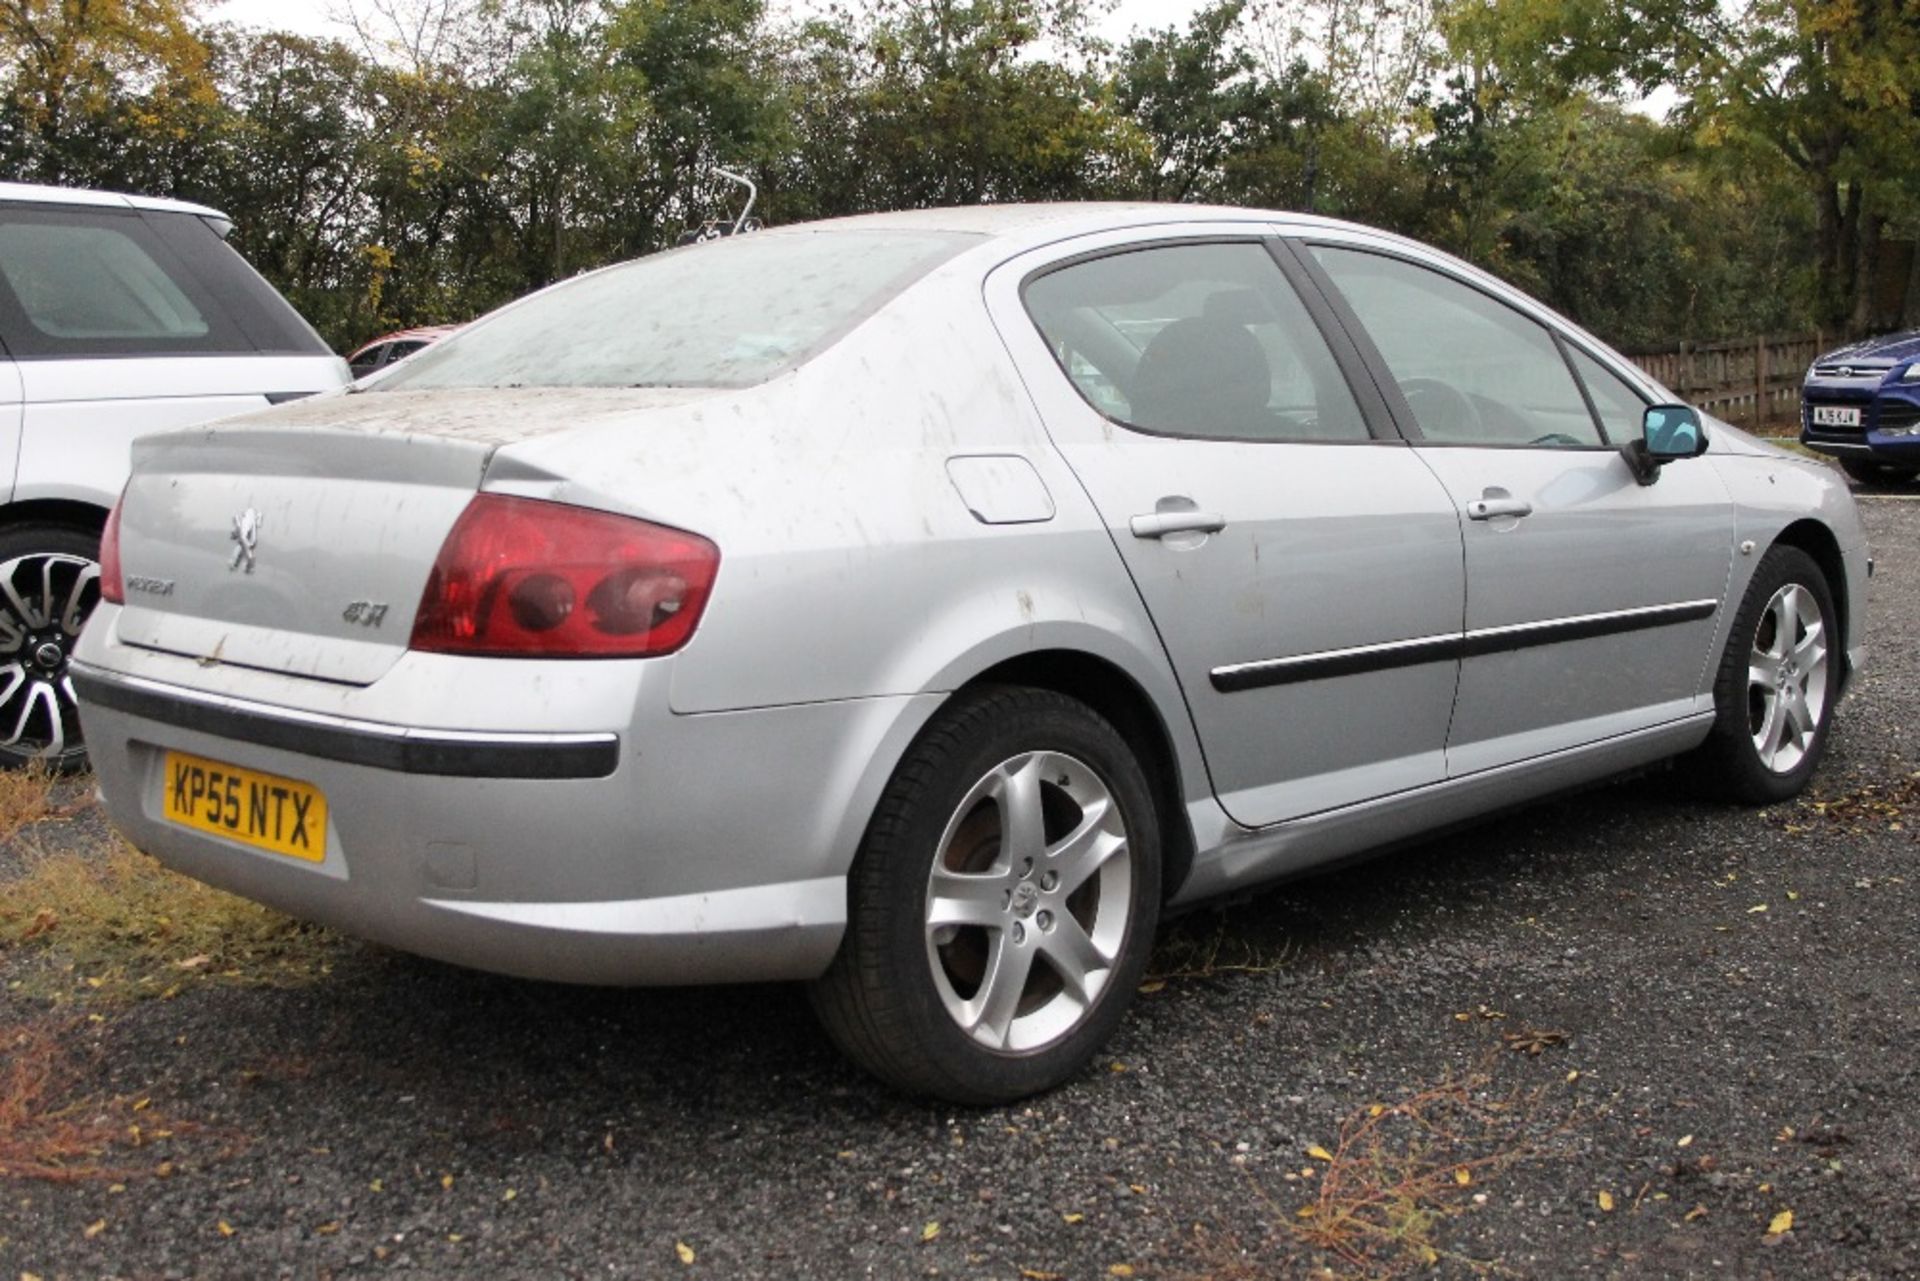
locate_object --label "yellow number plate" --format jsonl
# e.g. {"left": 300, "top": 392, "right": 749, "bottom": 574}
{"left": 162, "top": 750, "right": 328, "bottom": 862}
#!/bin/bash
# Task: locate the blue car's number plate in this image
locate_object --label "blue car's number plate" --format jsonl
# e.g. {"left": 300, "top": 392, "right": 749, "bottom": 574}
{"left": 1812, "top": 405, "right": 1861, "bottom": 427}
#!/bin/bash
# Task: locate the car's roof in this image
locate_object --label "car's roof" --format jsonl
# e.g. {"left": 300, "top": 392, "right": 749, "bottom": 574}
{"left": 777, "top": 201, "right": 1375, "bottom": 243}
{"left": 349, "top": 325, "right": 461, "bottom": 356}
{"left": 0, "top": 180, "right": 227, "bottom": 219}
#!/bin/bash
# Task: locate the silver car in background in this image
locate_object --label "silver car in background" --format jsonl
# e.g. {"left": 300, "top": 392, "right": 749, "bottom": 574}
{"left": 73, "top": 205, "right": 1868, "bottom": 1103}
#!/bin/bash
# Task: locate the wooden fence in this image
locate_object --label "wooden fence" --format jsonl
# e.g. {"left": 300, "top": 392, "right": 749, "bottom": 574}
{"left": 1620, "top": 333, "right": 1825, "bottom": 434}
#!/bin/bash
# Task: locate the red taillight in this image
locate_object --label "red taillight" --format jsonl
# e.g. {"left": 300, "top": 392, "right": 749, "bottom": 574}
{"left": 99, "top": 489, "right": 127, "bottom": 605}
{"left": 409, "top": 495, "right": 719, "bottom": 658}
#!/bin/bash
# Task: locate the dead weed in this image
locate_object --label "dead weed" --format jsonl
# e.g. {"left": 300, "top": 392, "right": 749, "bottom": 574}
{"left": 0, "top": 1018, "right": 196, "bottom": 1181}
{"left": 1, "top": 833, "right": 337, "bottom": 1001}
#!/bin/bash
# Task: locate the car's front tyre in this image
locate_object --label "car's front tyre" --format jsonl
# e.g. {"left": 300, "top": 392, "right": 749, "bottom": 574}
{"left": 0, "top": 522, "right": 101, "bottom": 771}
{"left": 1696, "top": 544, "right": 1841, "bottom": 804}
{"left": 810, "top": 685, "right": 1161, "bottom": 1104}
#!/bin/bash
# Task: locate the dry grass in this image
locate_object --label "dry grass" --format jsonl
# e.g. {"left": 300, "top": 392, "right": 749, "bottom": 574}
{"left": 1, "top": 832, "right": 338, "bottom": 1001}
{"left": 0, "top": 762, "right": 63, "bottom": 845}
{"left": 1191, "top": 1068, "right": 1578, "bottom": 1281}
{"left": 1147, "top": 914, "right": 1294, "bottom": 985}
{"left": 0, "top": 1018, "right": 195, "bottom": 1181}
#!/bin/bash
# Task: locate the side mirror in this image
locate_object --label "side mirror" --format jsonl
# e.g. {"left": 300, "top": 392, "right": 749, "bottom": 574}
{"left": 1623, "top": 404, "right": 1708, "bottom": 485}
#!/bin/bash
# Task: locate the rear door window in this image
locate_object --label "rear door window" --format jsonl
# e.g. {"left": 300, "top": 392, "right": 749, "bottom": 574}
{"left": 1022, "top": 242, "right": 1372, "bottom": 443}
{"left": 0, "top": 204, "right": 330, "bottom": 358}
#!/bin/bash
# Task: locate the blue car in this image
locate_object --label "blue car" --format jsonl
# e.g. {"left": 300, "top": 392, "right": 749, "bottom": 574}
{"left": 1801, "top": 329, "right": 1920, "bottom": 483}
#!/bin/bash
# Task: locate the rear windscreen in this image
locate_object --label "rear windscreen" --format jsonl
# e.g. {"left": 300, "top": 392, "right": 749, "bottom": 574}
{"left": 374, "top": 228, "right": 980, "bottom": 392}
{"left": 0, "top": 205, "right": 331, "bottom": 359}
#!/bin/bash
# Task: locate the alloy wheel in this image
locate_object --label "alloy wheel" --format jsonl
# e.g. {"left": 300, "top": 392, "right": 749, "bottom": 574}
{"left": 0, "top": 551, "right": 99, "bottom": 765}
{"left": 1747, "top": 582, "right": 1828, "bottom": 775}
{"left": 923, "top": 750, "right": 1133, "bottom": 1052}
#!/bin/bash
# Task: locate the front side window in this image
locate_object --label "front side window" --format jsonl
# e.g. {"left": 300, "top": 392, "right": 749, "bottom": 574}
{"left": 377, "top": 229, "right": 978, "bottom": 392}
{"left": 1568, "top": 345, "right": 1649, "bottom": 445}
{"left": 1023, "top": 241, "right": 1371, "bottom": 443}
{"left": 1310, "top": 246, "right": 1604, "bottom": 448}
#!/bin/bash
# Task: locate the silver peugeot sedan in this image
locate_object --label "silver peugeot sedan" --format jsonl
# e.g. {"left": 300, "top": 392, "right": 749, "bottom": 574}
{"left": 73, "top": 204, "right": 1868, "bottom": 1103}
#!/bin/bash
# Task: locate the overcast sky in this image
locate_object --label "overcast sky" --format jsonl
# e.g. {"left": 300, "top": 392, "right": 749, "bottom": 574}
{"left": 211, "top": 0, "right": 1213, "bottom": 45}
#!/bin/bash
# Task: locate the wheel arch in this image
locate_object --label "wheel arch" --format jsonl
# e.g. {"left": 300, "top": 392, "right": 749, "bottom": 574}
{"left": 0, "top": 498, "right": 111, "bottom": 537}
{"left": 1771, "top": 518, "right": 1850, "bottom": 657}
{"left": 955, "top": 648, "right": 1199, "bottom": 903}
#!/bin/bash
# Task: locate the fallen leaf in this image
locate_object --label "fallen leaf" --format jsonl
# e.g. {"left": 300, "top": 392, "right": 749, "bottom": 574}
{"left": 1598, "top": 1191, "right": 1615, "bottom": 1212}
{"left": 1748, "top": 904, "right": 1768, "bottom": 914}
{"left": 1018, "top": 1271, "right": 1063, "bottom": 1281}
{"left": 440, "top": 1174, "right": 454, "bottom": 1190}
{"left": 447, "top": 1233, "right": 463, "bottom": 1243}
{"left": 675, "top": 1242, "right": 695, "bottom": 1264}
{"left": 1503, "top": 1027, "right": 1569, "bottom": 1055}
{"left": 921, "top": 1221, "right": 940, "bottom": 1242}
{"left": 83, "top": 1219, "right": 107, "bottom": 1239}
{"left": 132, "top": 1098, "right": 151, "bottom": 1112}
{"left": 1137, "top": 981, "right": 1165, "bottom": 994}
{"left": 1767, "top": 1210, "right": 1794, "bottom": 1237}
{"left": 1685, "top": 1205, "right": 1708, "bottom": 1222}
{"left": 502, "top": 1188, "right": 517, "bottom": 1202}
{"left": 369, "top": 1179, "right": 383, "bottom": 1192}
{"left": 1062, "top": 1212, "right": 1084, "bottom": 1225}
{"left": 1306, "top": 1144, "right": 1334, "bottom": 1162}
{"left": 1296, "top": 1205, "right": 1317, "bottom": 1218}
{"left": 1454, "top": 1168, "right": 1471, "bottom": 1186}
{"left": 315, "top": 1222, "right": 340, "bottom": 1236}
{"left": 1677, "top": 1134, "right": 1694, "bottom": 1148}
{"left": 217, "top": 1221, "right": 235, "bottom": 1238}
{"left": 174, "top": 954, "right": 212, "bottom": 971}
{"left": 1109, "top": 1267, "right": 1136, "bottom": 1278}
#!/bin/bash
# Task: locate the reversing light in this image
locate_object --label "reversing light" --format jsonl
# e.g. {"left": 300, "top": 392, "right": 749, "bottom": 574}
{"left": 410, "top": 495, "right": 719, "bottom": 658}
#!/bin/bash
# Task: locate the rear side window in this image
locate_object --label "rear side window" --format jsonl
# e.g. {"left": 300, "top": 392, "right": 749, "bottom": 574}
{"left": 0, "top": 205, "right": 330, "bottom": 359}
{"left": 1023, "top": 242, "right": 1371, "bottom": 443}
{"left": 377, "top": 229, "right": 980, "bottom": 392}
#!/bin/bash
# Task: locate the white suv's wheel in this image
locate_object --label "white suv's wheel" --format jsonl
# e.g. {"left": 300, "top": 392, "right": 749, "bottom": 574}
{"left": 0, "top": 524, "right": 101, "bottom": 770}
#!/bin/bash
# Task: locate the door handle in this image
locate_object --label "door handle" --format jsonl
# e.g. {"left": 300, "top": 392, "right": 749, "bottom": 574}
{"left": 1466, "top": 496, "right": 1533, "bottom": 521}
{"left": 1130, "top": 510, "right": 1228, "bottom": 539}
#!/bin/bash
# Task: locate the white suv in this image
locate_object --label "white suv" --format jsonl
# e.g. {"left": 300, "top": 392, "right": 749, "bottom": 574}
{"left": 0, "top": 182, "right": 348, "bottom": 767}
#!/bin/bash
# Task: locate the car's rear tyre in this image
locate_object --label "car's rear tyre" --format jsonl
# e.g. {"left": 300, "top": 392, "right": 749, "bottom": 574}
{"left": 1694, "top": 545, "right": 1839, "bottom": 804}
{"left": 0, "top": 523, "right": 101, "bottom": 772}
{"left": 1838, "top": 456, "right": 1918, "bottom": 486}
{"left": 810, "top": 685, "right": 1161, "bottom": 1104}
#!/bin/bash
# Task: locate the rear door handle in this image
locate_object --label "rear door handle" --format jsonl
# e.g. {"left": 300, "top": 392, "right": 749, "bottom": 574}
{"left": 1466, "top": 496, "right": 1533, "bottom": 521}
{"left": 1130, "top": 510, "right": 1228, "bottom": 539}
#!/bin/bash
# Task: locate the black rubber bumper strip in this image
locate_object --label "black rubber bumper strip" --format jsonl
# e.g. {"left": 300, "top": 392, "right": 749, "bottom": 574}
{"left": 70, "top": 668, "right": 620, "bottom": 780}
{"left": 1212, "top": 599, "right": 1720, "bottom": 693}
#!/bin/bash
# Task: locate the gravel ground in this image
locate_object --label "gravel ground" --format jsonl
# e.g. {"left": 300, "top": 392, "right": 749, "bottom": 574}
{"left": 3, "top": 495, "right": 1916, "bottom": 1281}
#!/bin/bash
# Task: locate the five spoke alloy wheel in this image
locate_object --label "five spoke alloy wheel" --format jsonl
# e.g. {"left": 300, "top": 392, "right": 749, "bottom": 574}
{"left": 1746, "top": 582, "right": 1828, "bottom": 776}
{"left": 812, "top": 685, "right": 1160, "bottom": 1104}
{"left": 0, "top": 527, "right": 102, "bottom": 770}
{"left": 1702, "top": 544, "right": 1840, "bottom": 804}
{"left": 924, "top": 749, "right": 1132, "bottom": 1053}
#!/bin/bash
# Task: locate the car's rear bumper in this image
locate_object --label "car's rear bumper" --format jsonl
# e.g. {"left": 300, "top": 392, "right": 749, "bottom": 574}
{"left": 71, "top": 620, "right": 940, "bottom": 986}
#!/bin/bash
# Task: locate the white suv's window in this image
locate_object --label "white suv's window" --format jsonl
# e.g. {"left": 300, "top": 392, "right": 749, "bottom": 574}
{"left": 0, "top": 205, "right": 331, "bottom": 358}
{"left": 0, "top": 222, "right": 209, "bottom": 340}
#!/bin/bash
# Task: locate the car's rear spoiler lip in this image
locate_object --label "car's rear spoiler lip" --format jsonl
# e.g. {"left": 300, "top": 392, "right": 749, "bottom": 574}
{"left": 70, "top": 662, "right": 620, "bottom": 780}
